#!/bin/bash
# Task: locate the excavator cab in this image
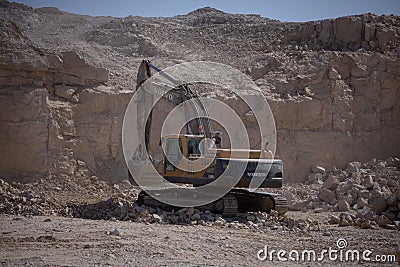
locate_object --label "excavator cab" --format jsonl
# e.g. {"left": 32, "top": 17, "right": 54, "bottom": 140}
{"left": 162, "top": 134, "right": 210, "bottom": 179}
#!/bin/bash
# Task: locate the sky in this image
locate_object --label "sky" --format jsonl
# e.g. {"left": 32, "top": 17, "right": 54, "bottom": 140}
{"left": 13, "top": 0, "right": 400, "bottom": 22}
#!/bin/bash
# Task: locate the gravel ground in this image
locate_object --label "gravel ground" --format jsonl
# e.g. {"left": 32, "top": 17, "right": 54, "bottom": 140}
{"left": 0, "top": 213, "right": 398, "bottom": 266}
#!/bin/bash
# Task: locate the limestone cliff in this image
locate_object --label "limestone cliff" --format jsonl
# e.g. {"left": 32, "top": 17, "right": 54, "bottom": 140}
{"left": 0, "top": 1, "right": 399, "bottom": 182}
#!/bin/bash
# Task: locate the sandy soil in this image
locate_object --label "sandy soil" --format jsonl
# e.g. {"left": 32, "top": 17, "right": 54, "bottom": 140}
{"left": 0, "top": 213, "right": 398, "bottom": 266}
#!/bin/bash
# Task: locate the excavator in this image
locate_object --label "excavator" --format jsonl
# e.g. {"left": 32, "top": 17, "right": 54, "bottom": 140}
{"left": 127, "top": 60, "right": 288, "bottom": 216}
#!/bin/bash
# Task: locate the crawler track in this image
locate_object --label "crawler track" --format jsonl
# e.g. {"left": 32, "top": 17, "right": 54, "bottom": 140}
{"left": 137, "top": 189, "right": 288, "bottom": 216}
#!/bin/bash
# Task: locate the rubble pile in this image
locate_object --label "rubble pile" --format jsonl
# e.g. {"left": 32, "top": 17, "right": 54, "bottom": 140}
{"left": 0, "top": 179, "right": 65, "bottom": 216}
{"left": 0, "top": 175, "right": 316, "bottom": 232}
{"left": 0, "top": 175, "right": 132, "bottom": 217}
{"left": 289, "top": 157, "right": 400, "bottom": 230}
{"left": 71, "top": 196, "right": 318, "bottom": 232}
{"left": 1, "top": 156, "right": 399, "bottom": 231}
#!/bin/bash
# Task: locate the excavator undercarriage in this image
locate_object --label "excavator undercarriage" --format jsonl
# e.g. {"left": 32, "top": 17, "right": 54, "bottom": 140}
{"left": 137, "top": 189, "right": 288, "bottom": 217}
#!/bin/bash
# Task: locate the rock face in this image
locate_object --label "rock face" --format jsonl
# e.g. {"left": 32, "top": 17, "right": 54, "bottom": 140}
{"left": 0, "top": 1, "right": 399, "bottom": 183}
{"left": 0, "top": 18, "right": 118, "bottom": 181}
{"left": 335, "top": 17, "right": 363, "bottom": 44}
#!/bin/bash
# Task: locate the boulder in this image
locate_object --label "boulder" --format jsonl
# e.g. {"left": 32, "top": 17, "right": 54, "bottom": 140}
{"left": 107, "top": 228, "right": 120, "bottom": 236}
{"left": 318, "top": 188, "right": 336, "bottom": 205}
{"left": 338, "top": 199, "right": 350, "bottom": 212}
{"left": 346, "top": 162, "right": 361, "bottom": 173}
{"left": 329, "top": 214, "right": 340, "bottom": 224}
{"left": 289, "top": 200, "right": 309, "bottom": 211}
{"left": 152, "top": 214, "right": 162, "bottom": 223}
{"left": 359, "top": 190, "right": 370, "bottom": 199}
{"left": 323, "top": 175, "right": 339, "bottom": 190}
{"left": 168, "top": 215, "right": 179, "bottom": 223}
{"left": 191, "top": 213, "right": 201, "bottom": 221}
{"left": 338, "top": 213, "right": 352, "bottom": 226}
{"left": 336, "top": 182, "right": 353, "bottom": 195}
{"left": 369, "top": 192, "right": 387, "bottom": 214}
{"left": 186, "top": 207, "right": 195, "bottom": 216}
{"left": 213, "top": 220, "right": 224, "bottom": 227}
{"left": 356, "top": 206, "right": 372, "bottom": 219}
{"left": 356, "top": 198, "right": 368, "bottom": 209}
{"left": 374, "top": 215, "right": 391, "bottom": 227}
{"left": 308, "top": 173, "right": 323, "bottom": 183}
{"left": 382, "top": 211, "right": 396, "bottom": 221}
{"left": 363, "top": 175, "right": 374, "bottom": 189}
{"left": 312, "top": 165, "right": 325, "bottom": 174}
{"left": 246, "top": 215, "right": 256, "bottom": 222}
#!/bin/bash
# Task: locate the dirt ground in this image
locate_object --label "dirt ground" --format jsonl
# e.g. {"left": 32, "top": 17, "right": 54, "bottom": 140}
{"left": 0, "top": 213, "right": 398, "bottom": 267}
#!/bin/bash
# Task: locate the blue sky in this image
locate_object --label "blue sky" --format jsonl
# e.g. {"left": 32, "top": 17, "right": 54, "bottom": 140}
{"left": 13, "top": 0, "right": 400, "bottom": 22}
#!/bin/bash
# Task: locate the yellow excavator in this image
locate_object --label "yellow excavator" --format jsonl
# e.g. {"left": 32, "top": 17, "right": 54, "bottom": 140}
{"left": 128, "top": 60, "right": 288, "bottom": 216}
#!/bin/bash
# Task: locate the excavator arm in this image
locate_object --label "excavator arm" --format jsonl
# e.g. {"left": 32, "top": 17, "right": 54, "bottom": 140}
{"left": 135, "top": 60, "right": 213, "bottom": 154}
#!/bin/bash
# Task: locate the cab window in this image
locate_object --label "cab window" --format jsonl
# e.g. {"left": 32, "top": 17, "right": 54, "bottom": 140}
{"left": 187, "top": 139, "right": 202, "bottom": 155}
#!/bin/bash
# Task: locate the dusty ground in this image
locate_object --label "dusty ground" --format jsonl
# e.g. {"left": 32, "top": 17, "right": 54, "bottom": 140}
{"left": 0, "top": 213, "right": 398, "bottom": 266}
{"left": 1, "top": 160, "right": 399, "bottom": 266}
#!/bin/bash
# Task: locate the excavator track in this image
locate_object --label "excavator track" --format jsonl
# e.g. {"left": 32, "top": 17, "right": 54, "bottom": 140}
{"left": 221, "top": 193, "right": 238, "bottom": 217}
{"left": 137, "top": 191, "right": 172, "bottom": 211}
{"left": 271, "top": 194, "right": 288, "bottom": 216}
{"left": 137, "top": 190, "right": 239, "bottom": 216}
{"left": 230, "top": 189, "right": 288, "bottom": 216}
{"left": 136, "top": 190, "right": 287, "bottom": 216}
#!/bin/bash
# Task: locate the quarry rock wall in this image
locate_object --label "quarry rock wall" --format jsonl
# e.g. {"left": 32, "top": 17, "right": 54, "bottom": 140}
{"left": 0, "top": 7, "right": 399, "bottom": 183}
